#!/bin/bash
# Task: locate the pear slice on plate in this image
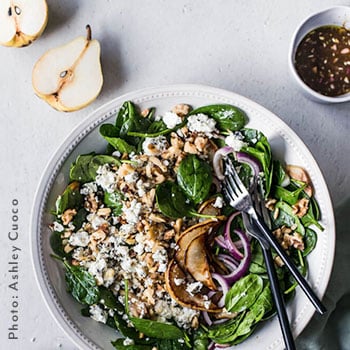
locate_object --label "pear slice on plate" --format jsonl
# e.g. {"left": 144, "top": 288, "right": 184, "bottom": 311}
{"left": 0, "top": 0, "right": 48, "bottom": 47}
{"left": 32, "top": 25, "right": 103, "bottom": 112}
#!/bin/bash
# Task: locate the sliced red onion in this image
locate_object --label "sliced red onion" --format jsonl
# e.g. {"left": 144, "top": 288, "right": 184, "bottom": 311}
{"left": 215, "top": 235, "right": 227, "bottom": 249}
{"left": 236, "top": 151, "right": 262, "bottom": 177}
{"left": 213, "top": 146, "right": 234, "bottom": 180}
{"left": 217, "top": 253, "right": 238, "bottom": 270}
{"left": 202, "top": 311, "right": 213, "bottom": 326}
{"left": 208, "top": 341, "right": 216, "bottom": 350}
{"left": 220, "top": 213, "right": 251, "bottom": 284}
{"left": 224, "top": 211, "right": 244, "bottom": 260}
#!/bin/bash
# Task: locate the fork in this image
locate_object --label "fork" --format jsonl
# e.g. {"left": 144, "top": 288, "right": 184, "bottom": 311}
{"left": 222, "top": 157, "right": 327, "bottom": 315}
{"left": 242, "top": 212, "right": 296, "bottom": 350}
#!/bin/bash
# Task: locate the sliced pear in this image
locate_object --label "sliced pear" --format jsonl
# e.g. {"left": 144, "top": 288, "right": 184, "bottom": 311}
{"left": 185, "top": 235, "right": 217, "bottom": 290}
{"left": 165, "top": 259, "right": 222, "bottom": 313}
{"left": 32, "top": 25, "right": 103, "bottom": 112}
{"left": 0, "top": 0, "right": 48, "bottom": 47}
{"left": 198, "top": 197, "right": 222, "bottom": 216}
{"left": 175, "top": 219, "right": 220, "bottom": 267}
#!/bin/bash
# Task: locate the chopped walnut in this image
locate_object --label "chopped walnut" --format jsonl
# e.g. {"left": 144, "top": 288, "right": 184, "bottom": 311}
{"left": 85, "top": 193, "right": 98, "bottom": 213}
{"left": 171, "top": 104, "right": 191, "bottom": 117}
{"left": 184, "top": 141, "right": 198, "bottom": 154}
{"left": 97, "top": 207, "right": 111, "bottom": 217}
{"left": 292, "top": 198, "right": 309, "bottom": 218}
{"left": 61, "top": 209, "right": 77, "bottom": 225}
{"left": 265, "top": 198, "right": 277, "bottom": 211}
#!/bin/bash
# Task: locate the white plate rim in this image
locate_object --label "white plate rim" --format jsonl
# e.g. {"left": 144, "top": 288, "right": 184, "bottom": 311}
{"left": 30, "top": 84, "right": 335, "bottom": 350}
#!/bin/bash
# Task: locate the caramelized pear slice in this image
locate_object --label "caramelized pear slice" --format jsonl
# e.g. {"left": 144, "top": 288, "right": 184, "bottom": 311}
{"left": 198, "top": 197, "right": 222, "bottom": 216}
{"left": 165, "top": 259, "right": 222, "bottom": 313}
{"left": 185, "top": 235, "right": 217, "bottom": 290}
{"left": 175, "top": 219, "right": 220, "bottom": 269}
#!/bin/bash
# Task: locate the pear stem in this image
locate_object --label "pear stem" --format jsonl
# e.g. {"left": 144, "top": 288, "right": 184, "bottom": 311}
{"left": 86, "top": 24, "right": 92, "bottom": 41}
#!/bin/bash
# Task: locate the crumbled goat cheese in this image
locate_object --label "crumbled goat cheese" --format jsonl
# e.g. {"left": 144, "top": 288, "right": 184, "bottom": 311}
{"left": 142, "top": 136, "right": 168, "bottom": 156}
{"left": 95, "top": 165, "right": 117, "bottom": 193}
{"left": 53, "top": 221, "right": 64, "bottom": 232}
{"left": 88, "top": 256, "right": 107, "bottom": 285}
{"left": 187, "top": 113, "right": 217, "bottom": 138}
{"left": 162, "top": 111, "right": 182, "bottom": 129}
{"left": 87, "top": 213, "right": 107, "bottom": 230}
{"left": 136, "top": 179, "right": 146, "bottom": 197}
{"left": 203, "top": 300, "right": 212, "bottom": 309}
{"left": 225, "top": 132, "right": 248, "bottom": 151}
{"left": 186, "top": 281, "right": 203, "bottom": 296}
{"left": 119, "top": 223, "right": 136, "bottom": 236}
{"left": 123, "top": 338, "right": 135, "bottom": 346}
{"left": 124, "top": 171, "right": 138, "bottom": 183}
{"left": 174, "top": 278, "right": 184, "bottom": 286}
{"left": 213, "top": 196, "right": 224, "bottom": 208}
{"left": 80, "top": 182, "right": 98, "bottom": 195}
{"left": 112, "top": 150, "right": 121, "bottom": 157}
{"left": 69, "top": 230, "right": 90, "bottom": 247}
{"left": 89, "top": 304, "right": 107, "bottom": 324}
{"left": 123, "top": 199, "right": 142, "bottom": 224}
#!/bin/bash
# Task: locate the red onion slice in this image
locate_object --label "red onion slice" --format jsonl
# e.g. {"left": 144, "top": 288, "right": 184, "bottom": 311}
{"left": 224, "top": 211, "right": 244, "bottom": 260}
{"left": 213, "top": 146, "right": 234, "bottom": 180}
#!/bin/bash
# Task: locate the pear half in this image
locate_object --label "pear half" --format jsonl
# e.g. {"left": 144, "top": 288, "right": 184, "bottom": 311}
{"left": 0, "top": 0, "right": 48, "bottom": 47}
{"left": 32, "top": 25, "right": 103, "bottom": 112}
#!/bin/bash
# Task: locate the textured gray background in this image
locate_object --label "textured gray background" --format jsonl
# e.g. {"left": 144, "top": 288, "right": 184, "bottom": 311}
{"left": 0, "top": 1, "right": 349, "bottom": 349}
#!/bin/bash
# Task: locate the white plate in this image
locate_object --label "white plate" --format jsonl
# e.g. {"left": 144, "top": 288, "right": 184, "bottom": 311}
{"left": 30, "top": 84, "right": 335, "bottom": 350}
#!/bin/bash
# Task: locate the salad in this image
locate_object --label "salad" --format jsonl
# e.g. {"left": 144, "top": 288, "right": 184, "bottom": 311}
{"left": 49, "top": 101, "right": 323, "bottom": 349}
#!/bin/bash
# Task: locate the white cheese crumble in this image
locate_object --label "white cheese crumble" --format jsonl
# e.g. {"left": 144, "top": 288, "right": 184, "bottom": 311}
{"left": 95, "top": 165, "right": 117, "bottom": 193}
{"left": 123, "top": 338, "right": 135, "bottom": 346}
{"left": 87, "top": 213, "right": 107, "bottom": 230}
{"left": 124, "top": 171, "right": 139, "bottom": 183}
{"left": 142, "top": 136, "right": 168, "bottom": 156}
{"left": 187, "top": 113, "right": 217, "bottom": 138}
{"left": 69, "top": 230, "right": 90, "bottom": 247}
{"left": 89, "top": 304, "right": 107, "bottom": 323}
{"left": 80, "top": 182, "right": 98, "bottom": 195}
{"left": 225, "top": 132, "right": 248, "bottom": 152}
{"left": 122, "top": 199, "right": 142, "bottom": 224}
{"left": 88, "top": 256, "right": 107, "bottom": 285}
{"left": 213, "top": 196, "right": 224, "bottom": 208}
{"left": 174, "top": 278, "right": 184, "bottom": 286}
{"left": 53, "top": 221, "right": 64, "bottom": 232}
{"left": 186, "top": 281, "right": 203, "bottom": 296}
{"left": 162, "top": 111, "right": 182, "bottom": 129}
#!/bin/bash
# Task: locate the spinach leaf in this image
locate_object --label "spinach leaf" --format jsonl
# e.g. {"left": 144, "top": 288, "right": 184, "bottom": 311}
{"left": 177, "top": 154, "right": 212, "bottom": 205}
{"left": 70, "top": 153, "right": 120, "bottom": 183}
{"left": 273, "top": 184, "right": 306, "bottom": 206}
{"left": 63, "top": 260, "right": 100, "bottom": 305}
{"left": 99, "top": 287, "right": 117, "bottom": 309}
{"left": 241, "top": 129, "right": 272, "bottom": 196}
{"left": 274, "top": 201, "right": 305, "bottom": 235}
{"left": 193, "top": 329, "right": 209, "bottom": 350}
{"left": 155, "top": 338, "right": 188, "bottom": 349}
{"left": 100, "top": 124, "right": 136, "bottom": 154}
{"left": 225, "top": 274, "right": 263, "bottom": 313}
{"left": 111, "top": 339, "right": 153, "bottom": 350}
{"left": 272, "top": 160, "right": 288, "bottom": 186}
{"left": 129, "top": 317, "right": 184, "bottom": 340}
{"left": 104, "top": 191, "right": 124, "bottom": 216}
{"left": 55, "top": 181, "right": 83, "bottom": 215}
{"left": 208, "top": 312, "right": 246, "bottom": 344}
{"left": 50, "top": 231, "right": 67, "bottom": 258}
{"left": 156, "top": 181, "right": 193, "bottom": 219}
{"left": 302, "top": 228, "right": 317, "bottom": 256}
{"left": 189, "top": 104, "right": 247, "bottom": 131}
{"left": 72, "top": 208, "right": 88, "bottom": 230}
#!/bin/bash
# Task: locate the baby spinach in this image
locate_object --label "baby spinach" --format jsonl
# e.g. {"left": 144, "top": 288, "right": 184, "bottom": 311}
{"left": 189, "top": 104, "right": 247, "bottom": 131}
{"left": 177, "top": 154, "right": 212, "bottom": 205}
{"left": 274, "top": 201, "right": 305, "bottom": 235}
{"left": 55, "top": 181, "right": 83, "bottom": 215}
{"left": 273, "top": 184, "right": 306, "bottom": 206}
{"left": 70, "top": 153, "right": 120, "bottom": 183}
{"left": 50, "top": 231, "right": 68, "bottom": 258}
{"left": 225, "top": 274, "right": 263, "bottom": 313}
{"left": 129, "top": 318, "right": 184, "bottom": 340}
{"left": 302, "top": 228, "right": 317, "bottom": 256}
{"left": 156, "top": 181, "right": 193, "bottom": 219}
{"left": 99, "top": 124, "right": 136, "bottom": 154}
{"left": 104, "top": 191, "right": 124, "bottom": 216}
{"left": 111, "top": 339, "right": 153, "bottom": 350}
{"left": 63, "top": 260, "right": 100, "bottom": 305}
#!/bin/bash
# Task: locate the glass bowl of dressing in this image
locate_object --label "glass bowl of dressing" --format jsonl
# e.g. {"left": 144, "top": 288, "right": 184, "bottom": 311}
{"left": 289, "top": 6, "right": 350, "bottom": 103}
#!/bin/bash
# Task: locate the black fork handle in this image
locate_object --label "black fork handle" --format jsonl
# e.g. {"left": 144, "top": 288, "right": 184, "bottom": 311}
{"left": 260, "top": 243, "right": 296, "bottom": 350}
{"left": 253, "top": 216, "right": 327, "bottom": 315}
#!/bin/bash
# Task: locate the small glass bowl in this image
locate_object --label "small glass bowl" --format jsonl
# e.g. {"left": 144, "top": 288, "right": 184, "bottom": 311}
{"left": 288, "top": 6, "right": 350, "bottom": 103}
